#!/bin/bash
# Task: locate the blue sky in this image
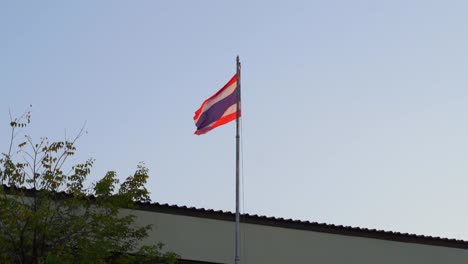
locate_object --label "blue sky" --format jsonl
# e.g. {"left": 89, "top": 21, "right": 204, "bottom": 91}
{"left": 2, "top": 0, "right": 468, "bottom": 240}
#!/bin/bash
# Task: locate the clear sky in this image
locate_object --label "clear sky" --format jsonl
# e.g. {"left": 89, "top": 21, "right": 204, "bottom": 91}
{"left": 2, "top": 0, "right": 468, "bottom": 240}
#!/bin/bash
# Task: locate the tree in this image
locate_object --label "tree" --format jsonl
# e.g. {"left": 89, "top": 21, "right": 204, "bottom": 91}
{"left": 0, "top": 111, "right": 178, "bottom": 264}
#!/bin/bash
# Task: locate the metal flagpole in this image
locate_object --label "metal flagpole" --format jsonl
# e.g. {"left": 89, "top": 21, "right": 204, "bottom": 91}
{"left": 235, "top": 56, "right": 241, "bottom": 264}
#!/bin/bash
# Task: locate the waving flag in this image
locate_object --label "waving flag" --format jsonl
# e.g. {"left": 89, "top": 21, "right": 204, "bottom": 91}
{"left": 193, "top": 74, "right": 240, "bottom": 135}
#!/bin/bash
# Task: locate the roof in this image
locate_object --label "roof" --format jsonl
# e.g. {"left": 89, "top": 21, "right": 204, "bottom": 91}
{"left": 136, "top": 201, "right": 468, "bottom": 250}
{"left": 4, "top": 185, "right": 468, "bottom": 250}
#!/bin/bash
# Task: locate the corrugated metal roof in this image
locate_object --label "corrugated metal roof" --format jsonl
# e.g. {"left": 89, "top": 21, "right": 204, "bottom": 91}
{"left": 3, "top": 185, "right": 468, "bottom": 249}
{"left": 137, "top": 202, "right": 468, "bottom": 250}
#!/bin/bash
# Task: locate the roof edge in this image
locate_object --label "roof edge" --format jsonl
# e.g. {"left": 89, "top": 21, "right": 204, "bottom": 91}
{"left": 136, "top": 202, "right": 468, "bottom": 250}
{"left": 3, "top": 185, "right": 467, "bottom": 250}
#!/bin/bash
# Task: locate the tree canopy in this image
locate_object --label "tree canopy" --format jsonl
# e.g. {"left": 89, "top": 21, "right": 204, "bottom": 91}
{"left": 0, "top": 111, "right": 178, "bottom": 264}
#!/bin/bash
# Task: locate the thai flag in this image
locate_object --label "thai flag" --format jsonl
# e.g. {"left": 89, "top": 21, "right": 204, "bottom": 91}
{"left": 193, "top": 74, "right": 240, "bottom": 135}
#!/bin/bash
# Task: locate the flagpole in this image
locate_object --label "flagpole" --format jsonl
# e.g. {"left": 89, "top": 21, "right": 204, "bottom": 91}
{"left": 235, "top": 55, "right": 241, "bottom": 264}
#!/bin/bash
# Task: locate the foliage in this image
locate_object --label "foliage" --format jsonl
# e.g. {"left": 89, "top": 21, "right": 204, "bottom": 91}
{"left": 0, "top": 111, "right": 178, "bottom": 264}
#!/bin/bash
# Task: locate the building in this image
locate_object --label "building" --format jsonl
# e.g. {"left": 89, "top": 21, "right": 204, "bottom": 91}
{"left": 3, "top": 186, "right": 467, "bottom": 263}
{"left": 130, "top": 203, "right": 468, "bottom": 264}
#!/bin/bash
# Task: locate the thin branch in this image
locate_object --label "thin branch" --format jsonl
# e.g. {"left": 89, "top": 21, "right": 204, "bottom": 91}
{"left": 7, "top": 109, "right": 16, "bottom": 158}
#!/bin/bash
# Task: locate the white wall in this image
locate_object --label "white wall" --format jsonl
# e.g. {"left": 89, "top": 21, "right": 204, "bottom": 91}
{"left": 129, "top": 209, "right": 468, "bottom": 264}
